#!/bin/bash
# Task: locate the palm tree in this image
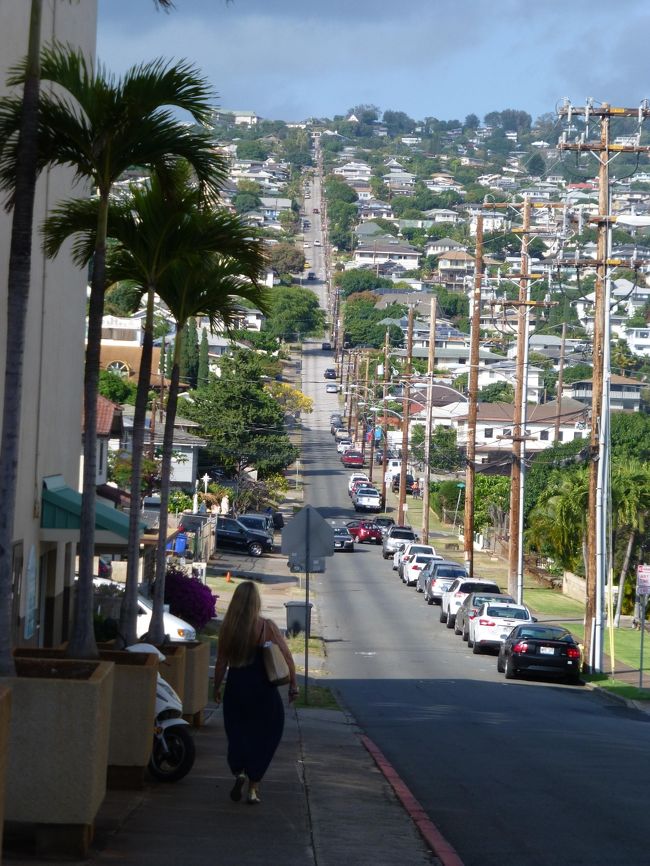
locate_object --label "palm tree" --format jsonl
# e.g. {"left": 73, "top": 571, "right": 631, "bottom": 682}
{"left": 4, "top": 47, "right": 224, "bottom": 658}
{"left": 525, "top": 469, "right": 589, "bottom": 574}
{"left": 609, "top": 459, "right": 650, "bottom": 625}
{"left": 149, "top": 252, "right": 268, "bottom": 644}
{"left": 0, "top": 0, "right": 178, "bottom": 675}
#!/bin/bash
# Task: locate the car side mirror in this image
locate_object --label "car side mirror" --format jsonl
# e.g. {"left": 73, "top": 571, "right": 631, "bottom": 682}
{"left": 532, "top": 616, "right": 538, "bottom": 622}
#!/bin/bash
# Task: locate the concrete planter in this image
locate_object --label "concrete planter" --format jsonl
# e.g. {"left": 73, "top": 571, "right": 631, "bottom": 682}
{"left": 158, "top": 644, "right": 186, "bottom": 702}
{"left": 0, "top": 686, "right": 12, "bottom": 860}
{"left": 182, "top": 641, "right": 210, "bottom": 726}
{"left": 14, "top": 648, "right": 157, "bottom": 790}
{"left": 2, "top": 658, "right": 114, "bottom": 858}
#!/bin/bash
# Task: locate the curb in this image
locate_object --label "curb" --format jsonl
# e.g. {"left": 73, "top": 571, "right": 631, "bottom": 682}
{"left": 360, "top": 734, "right": 465, "bottom": 866}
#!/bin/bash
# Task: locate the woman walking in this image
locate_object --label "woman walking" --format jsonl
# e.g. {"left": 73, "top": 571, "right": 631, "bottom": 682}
{"left": 213, "top": 581, "right": 298, "bottom": 804}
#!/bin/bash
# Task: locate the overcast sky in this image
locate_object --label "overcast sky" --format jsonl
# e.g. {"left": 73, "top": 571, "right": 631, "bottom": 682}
{"left": 97, "top": 0, "right": 650, "bottom": 125}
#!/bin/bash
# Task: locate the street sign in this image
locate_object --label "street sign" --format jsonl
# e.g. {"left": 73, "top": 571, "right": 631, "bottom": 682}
{"left": 636, "top": 564, "right": 650, "bottom": 595}
{"left": 281, "top": 504, "right": 335, "bottom": 563}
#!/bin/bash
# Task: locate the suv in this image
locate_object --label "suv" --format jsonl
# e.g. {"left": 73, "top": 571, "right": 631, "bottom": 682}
{"left": 382, "top": 526, "right": 418, "bottom": 559}
{"left": 324, "top": 368, "right": 337, "bottom": 380}
{"left": 215, "top": 516, "right": 271, "bottom": 557}
{"left": 237, "top": 513, "right": 275, "bottom": 549}
{"left": 346, "top": 520, "right": 383, "bottom": 544}
{"left": 440, "top": 578, "right": 501, "bottom": 629}
{"left": 392, "top": 473, "right": 415, "bottom": 494}
{"left": 419, "top": 560, "right": 467, "bottom": 604}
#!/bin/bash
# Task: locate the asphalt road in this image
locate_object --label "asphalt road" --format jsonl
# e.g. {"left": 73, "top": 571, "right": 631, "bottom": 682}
{"left": 300, "top": 342, "right": 650, "bottom": 866}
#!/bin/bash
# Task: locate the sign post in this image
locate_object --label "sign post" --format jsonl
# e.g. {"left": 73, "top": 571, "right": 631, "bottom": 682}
{"left": 281, "top": 505, "right": 335, "bottom": 704}
{"left": 636, "top": 564, "right": 650, "bottom": 688}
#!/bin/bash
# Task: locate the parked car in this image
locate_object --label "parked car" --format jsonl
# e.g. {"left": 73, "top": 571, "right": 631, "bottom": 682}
{"left": 497, "top": 624, "right": 582, "bottom": 683}
{"left": 337, "top": 437, "right": 354, "bottom": 454}
{"left": 440, "top": 578, "right": 501, "bottom": 629}
{"left": 98, "top": 556, "right": 113, "bottom": 579}
{"left": 402, "top": 553, "right": 439, "bottom": 587}
{"left": 345, "top": 520, "right": 383, "bottom": 544}
{"left": 331, "top": 421, "right": 344, "bottom": 435}
{"left": 236, "top": 514, "right": 275, "bottom": 549}
{"left": 215, "top": 516, "right": 271, "bottom": 557}
{"left": 341, "top": 450, "right": 364, "bottom": 468}
{"left": 469, "top": 602, "right": 534, "bottom": 653}
{"left": 353, "top": 486, "right": 383, "bottom": 512}
{"left": 324, "top": 368, "right": 337, "bottom": 379}
{"left": 335, "top": 428, "right": 351, "bottom": 443}
{"left": 321, "top": 341, "right": 332, "bottom": 351}
{"left": 392, "top": 473, "right": 415, "bottom": 494}
{"left": 418, "top": 559, "right": 467, "bottom": 602}
{"left": 455, "top": 591, "right": 515, "bottom": 639}
{"left": 348, "top": 472, "right": 369, "bottom": 493}
{"left": 374, "top": 517, "right": 395, "bottom": 535}
{"left": 396, "top": 543, "right": 437, "bottom": 578}
{"left": 382, "top": 526, "right": 418, "bottom": 559}
{"left": 136, "top": 594, "right": 196, "bottom": 642}
{"left": 326, "top": 382, "right": 340, "bottom": 394}
{"left": 332, "top": 526, "right": 355, "bottom": 552}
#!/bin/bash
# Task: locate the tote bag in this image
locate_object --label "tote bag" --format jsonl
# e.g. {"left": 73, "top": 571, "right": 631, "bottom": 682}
{"left": 262, "top": 641, "right": 290, "bottom": 686}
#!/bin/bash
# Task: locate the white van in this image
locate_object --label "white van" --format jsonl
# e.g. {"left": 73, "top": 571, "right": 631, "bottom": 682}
{"left": 385, "top": 459, "right": 402, "bottom": 480}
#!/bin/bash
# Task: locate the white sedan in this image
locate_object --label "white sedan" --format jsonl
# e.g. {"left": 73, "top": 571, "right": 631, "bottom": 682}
{"left": 469, "top": 602, "right": 534, "bottom": 654}
{"left": 337, "top": 438, "right": 354, "bottom": 453}
{"left": 402, "top": 553, "right": 439, "bottom": 587}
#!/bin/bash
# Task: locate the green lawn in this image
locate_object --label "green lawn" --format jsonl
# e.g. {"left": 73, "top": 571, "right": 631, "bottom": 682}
{"left": 524, "top": 587, "right": 584, "bottom": 619}
{"left": 293, "top": 684, "right": 339, "bottom": 710}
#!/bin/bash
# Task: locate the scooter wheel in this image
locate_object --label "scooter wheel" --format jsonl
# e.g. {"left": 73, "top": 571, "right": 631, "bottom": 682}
{"left": 149, "top": 725, "right": 195, "bottom": 782}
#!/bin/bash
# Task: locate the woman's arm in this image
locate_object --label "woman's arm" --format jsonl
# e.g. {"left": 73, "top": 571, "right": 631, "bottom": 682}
{"left": 212, "top": 651, "right": 228, "bottom": 705}
{"left": 266, "top": 619, "right": 299, "bottom": 701}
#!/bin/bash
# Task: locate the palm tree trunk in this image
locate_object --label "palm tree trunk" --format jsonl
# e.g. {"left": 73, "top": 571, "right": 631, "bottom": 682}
{"left": 614, "top": 530, "right": 635, "bottom": 628}
{"left": 0, "top": 0, "right": 43, "bottom": 675}
{"left": 119, "top": 287, "right": 155, "bottom": 646}
{"left": 67, "top": 193, "right": 110, "bottom": 658}
{"left": 148, "top": 337, "right": 182, "bottom": 645}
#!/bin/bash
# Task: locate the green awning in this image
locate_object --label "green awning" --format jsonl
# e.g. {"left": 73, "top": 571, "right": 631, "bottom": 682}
{"left": 41, "top": 476, "right": 143, "bottom": 540}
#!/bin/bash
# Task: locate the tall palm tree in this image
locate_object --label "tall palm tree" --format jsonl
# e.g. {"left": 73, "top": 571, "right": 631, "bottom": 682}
{"left": 42, "top": 165, "right": 260, "bottom": 645}
{"left": 609, "top": 459, "right": 650, "bottom": 625}
{"left": 150, "top": 253, "right": 268, "bottom": 644}
{"left": 3, "top": 47, "right": 224, "bottom": 658}
{"left": 0, "top": 0, "right": 178, "bottom": 675}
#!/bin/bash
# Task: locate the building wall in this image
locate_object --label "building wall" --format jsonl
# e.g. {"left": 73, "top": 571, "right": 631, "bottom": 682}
{"left": 0, "top": 2, "right": 98, "bottom": 644}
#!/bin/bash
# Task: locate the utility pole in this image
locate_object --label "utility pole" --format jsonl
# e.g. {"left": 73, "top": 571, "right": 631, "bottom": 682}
{"left": 398, "top": 308, "right": 414, "bottom": 526}
{"left": 351, "top": 352, "right": 360, "bottom": 443}
{"left": 380, "top": 329, "right": 390, "bottom": 510}
{"left": 554, "top": 321, "right": 567, "bottom": 443}
{"left": 360, "top": 354, "right": 370, "bottom": 461}
{"left": 422, "top": 295, "right": 437, "bottom": 543}
{"left": 464, "top": 217, "right": 483, "bottom": 576}
{"left": 368, "top": 374, "right": 376, "bottom": 484}
{"left": 558, "top": 100, "right": 650, "bottom": 672}
{"left": 507, "top": 198, "right": 531, "bottom": 601}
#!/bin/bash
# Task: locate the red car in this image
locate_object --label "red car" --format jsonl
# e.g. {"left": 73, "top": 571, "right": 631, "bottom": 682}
{"left": 341, "top": 450, "right": 364, "bottom": 468}
{"left": 346, "top": 521, "right": 383, "bottom": 544}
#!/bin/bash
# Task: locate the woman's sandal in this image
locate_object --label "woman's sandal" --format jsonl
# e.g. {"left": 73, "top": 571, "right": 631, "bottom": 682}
{"left": 230, "top": 773, "right": 246, "bottom": 802}
{"left": 247, "top": 788, "right": 261, "bottom": 805}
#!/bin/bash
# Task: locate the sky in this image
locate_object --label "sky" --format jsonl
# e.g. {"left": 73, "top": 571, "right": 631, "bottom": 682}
{"left": 98, "top": 0, "right": 650, "bottom": 126}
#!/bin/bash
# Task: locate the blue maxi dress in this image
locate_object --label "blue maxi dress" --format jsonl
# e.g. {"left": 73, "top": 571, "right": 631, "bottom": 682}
{"left": 223, "top": 644, "right": 285, "bottom": 782}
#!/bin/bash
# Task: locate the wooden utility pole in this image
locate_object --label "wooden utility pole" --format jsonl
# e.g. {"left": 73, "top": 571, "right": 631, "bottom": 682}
{"left": 351, "top": 353, "right": 360, "bottom": 443}
{"left": 507, "top": 199, "right": 531, "bottom": 600}
{"left": 558, "top": 101, "right": 650, "bottom": 671}
{"left": 380, "top": 329, "right": 390, "bottom": 509}
{"left": 368, "top": 374, "right": 376, "bottom": 484}
{"left": 360, "top": 354, "right": 370, "bottom": 460}
{"left": 398, "top": 308, "right": 414, "bottom": 526}
{"left": 554, "top": 321, "right": 567, "bottom": 442}
{"left": 422, "top": 295, "right": 437, "bottom": 543}
{"left": 464, "top": 217, "right": 483, "bottom": 576}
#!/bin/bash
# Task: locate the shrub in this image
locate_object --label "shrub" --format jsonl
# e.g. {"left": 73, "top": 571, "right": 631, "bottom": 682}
{"left": 164, "top": 565, "right": 217, "bottom": 630}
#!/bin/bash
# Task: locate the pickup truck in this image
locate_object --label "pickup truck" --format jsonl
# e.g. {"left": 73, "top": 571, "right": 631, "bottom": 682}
{"left": 352, "top": 486, "right": 383, "bottom": 512}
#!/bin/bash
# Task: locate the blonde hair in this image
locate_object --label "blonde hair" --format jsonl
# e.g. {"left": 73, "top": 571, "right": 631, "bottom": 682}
{"left": 218, "top": 581, "right": 262, "bottom": 668}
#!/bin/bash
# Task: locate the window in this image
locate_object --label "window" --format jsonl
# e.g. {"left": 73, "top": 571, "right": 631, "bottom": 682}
{"left": 557, "top": 431, "right": 564, "bottom": 441}
{"left": 540, "top": 430, "right": 549, "bottom": 441}
{"left": 484, "top": 428, "right": 493, "bottom": 438}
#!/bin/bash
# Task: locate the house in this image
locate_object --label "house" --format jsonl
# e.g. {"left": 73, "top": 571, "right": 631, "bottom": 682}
{"left": 0, "top": 4, "right": 136, "bottom": 649}
{"left": 453, "top": 398, "right": 590, "bottom": 470}
{"left": 391, "top": 344, "right": 503, "bottom": 374}
{"left": 213, "top": 109, "right": 260, "bottom": 127}
{"left": 436, "top": 250, "right": 476, "bottom": 289}
{"left": 422, "top": 208, "right": 463, "bottom": 225}
{"left": 569, "top": 374, "right": 644, "bottom": 412}
{"left": 424, "top": 237, "right": 466, "bottom": 257}
{"left": 94, "top": 397, "right": 123, "bottom": 488}
{"left": 121, "top": 408, "right": 206, "bottom": 489}
{"left": 333, "top": 161, "right": 372, "bottom": 182}
{"left": 477, "top": 360, "right": 544, "bottom": 404}
{"left": 259, "top": 197, "right": 292, "bottom": 220}
{"left": 353, "top": 239, "right": 421, "bottom": 269}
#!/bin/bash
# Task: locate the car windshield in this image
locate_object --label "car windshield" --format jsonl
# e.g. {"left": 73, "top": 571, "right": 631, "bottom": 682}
{"left": 460, "top": 582, "right": 500, "bottom": 593}
{"left": 516, "top": 626, "right": 571, "bottom": 641}
{"left": 391, "top": 531, "right": 415, "bottom": 540}
{"left": 486, "top": 606, "right": 529, "bottom": 619}
{"left": 437, "top": 567, "right": 465, "bottom": 578}
{"left": 334, "top": 529, "right": 351, "bottom": 538}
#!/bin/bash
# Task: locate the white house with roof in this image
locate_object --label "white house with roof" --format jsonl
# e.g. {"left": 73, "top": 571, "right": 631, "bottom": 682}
{"left": 353, "top": 238, "right": 420, "bottom": 269}
{"left": 334, "top": 161, "right": 372, "bottom": 182}
{"left": 569, "top": 374, "right": 643, "bottom": 412}
{"left": 477, "top": 360, "right": 544, "bottom": 403}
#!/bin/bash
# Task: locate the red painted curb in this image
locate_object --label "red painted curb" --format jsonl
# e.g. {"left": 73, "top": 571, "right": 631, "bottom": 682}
{"left": 360, "top": 734, "right": 465, "bottom": 866}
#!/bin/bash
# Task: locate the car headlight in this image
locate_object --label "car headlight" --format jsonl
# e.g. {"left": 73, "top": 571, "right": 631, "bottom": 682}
{"left": 177, "top": 627, "right": 196, "bottom": 640}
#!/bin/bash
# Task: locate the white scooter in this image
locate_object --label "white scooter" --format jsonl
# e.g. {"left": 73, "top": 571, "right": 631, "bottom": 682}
{"left": 127, "top": 643, "right": 196, "bottom": 782}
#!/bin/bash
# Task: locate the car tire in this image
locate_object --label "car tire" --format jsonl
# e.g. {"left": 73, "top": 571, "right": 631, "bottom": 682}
{"left": 248, "top": 542, "right": 263, "bottom": 557}
{"left": 454, "top": 621, "right": 462, "bottom": 636}
{"left": 426, "top": 592, "right": 434, "bottom": 606}
{"left": 439, "top": 608, "right": 447, "bottom": 623}
{"left": 505, "top": 657, "right": 517, "bottom": 679}
{"left": 416, "top": 583, "right": 423, "bottom": 593}
{"left": 497, "top": 654, "right": 505, "bottom": 673}
{"left": 472, "top": 641, "right": 481, "bottom": 654}
{"left": 467, "top": 634, "right": 474, "bottom": 648}
{"left": 462, "top": 627, "right": 469, "bottom": 642}
{"left": 446, "top": 615, "right": 455, "bottom": 629}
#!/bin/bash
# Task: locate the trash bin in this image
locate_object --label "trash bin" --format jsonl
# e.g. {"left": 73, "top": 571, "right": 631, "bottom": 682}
{"left": 285, "top": 601, "right": 313, "bottom": 636}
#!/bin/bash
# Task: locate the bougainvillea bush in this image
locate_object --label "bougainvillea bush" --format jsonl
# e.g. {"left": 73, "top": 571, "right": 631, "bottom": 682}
{"left": 164, "top": 565, "right": 217, "bottom": 631}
